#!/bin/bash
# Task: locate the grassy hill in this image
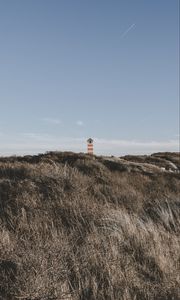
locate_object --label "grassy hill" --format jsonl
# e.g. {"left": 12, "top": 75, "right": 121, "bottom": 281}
{"left": 0, "top": 152, "right": 180, "bottom": 300}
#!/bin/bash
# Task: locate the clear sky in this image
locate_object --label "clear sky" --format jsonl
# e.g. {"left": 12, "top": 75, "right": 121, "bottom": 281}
{"left": 0, "top": 0, "right": 179, "bottom": 155}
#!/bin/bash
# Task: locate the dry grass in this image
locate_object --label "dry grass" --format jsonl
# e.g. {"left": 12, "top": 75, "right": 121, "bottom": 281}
{"left": 0, "top": 152, "right": 180, "bottom": 300}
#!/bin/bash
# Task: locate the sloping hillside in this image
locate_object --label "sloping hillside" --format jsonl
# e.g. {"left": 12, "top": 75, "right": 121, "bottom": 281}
{"left": 0, "top": 152, "right": 180, "bottom": 300}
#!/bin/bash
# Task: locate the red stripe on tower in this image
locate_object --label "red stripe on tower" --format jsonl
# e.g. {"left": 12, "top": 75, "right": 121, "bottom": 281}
{"left": 87, "top": 138, "right": 94, "bottom": 155}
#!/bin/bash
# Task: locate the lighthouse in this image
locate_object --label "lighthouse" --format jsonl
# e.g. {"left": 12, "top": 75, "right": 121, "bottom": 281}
{"left": 87, "top": 138, "right": 94, "bottom": 155}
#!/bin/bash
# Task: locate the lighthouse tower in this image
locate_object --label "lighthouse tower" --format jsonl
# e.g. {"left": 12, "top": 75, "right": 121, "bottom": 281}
{"left": 87, "top": 138, "right": 94, "bottom": 155}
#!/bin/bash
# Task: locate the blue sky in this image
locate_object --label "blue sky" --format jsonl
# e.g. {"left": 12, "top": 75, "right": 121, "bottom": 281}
{"left": 0, "top": 0, "right": 179, "bottom": 155}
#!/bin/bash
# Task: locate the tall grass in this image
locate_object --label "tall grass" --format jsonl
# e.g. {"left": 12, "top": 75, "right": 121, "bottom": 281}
{"left": 0, "top": 152, "right": 179, "bottom": 300}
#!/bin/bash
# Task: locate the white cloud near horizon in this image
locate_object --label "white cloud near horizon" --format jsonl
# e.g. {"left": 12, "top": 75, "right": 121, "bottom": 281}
{"left": 76, "top": 120, "right": 84, "bottom": 126}
{"left": 95, "top": 138, "right": 179, "bottom": 155}
{"left": 0, "top": 133, "right": 179, "bottom": 156}
{"left": 41, "top": 118, "right": 62, "bottom": 125}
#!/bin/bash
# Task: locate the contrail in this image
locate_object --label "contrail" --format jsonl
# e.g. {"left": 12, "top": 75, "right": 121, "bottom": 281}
{"left": 120, "top": 23, "right": 136, "bottom": 38}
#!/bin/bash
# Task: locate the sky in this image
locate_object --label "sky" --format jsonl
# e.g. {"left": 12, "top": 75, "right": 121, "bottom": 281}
{"left": 0, "top": 0, "right": 179, "bottom": 156}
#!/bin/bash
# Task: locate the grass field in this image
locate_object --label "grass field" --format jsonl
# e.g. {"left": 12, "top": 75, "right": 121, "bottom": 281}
{"left": 0, "top": 152, "right": 179, "bottom": 300}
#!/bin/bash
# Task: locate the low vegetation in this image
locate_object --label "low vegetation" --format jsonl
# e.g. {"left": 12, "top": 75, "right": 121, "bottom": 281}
{"left": 0, "top": 151, "right": 179, "bottom": 300}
